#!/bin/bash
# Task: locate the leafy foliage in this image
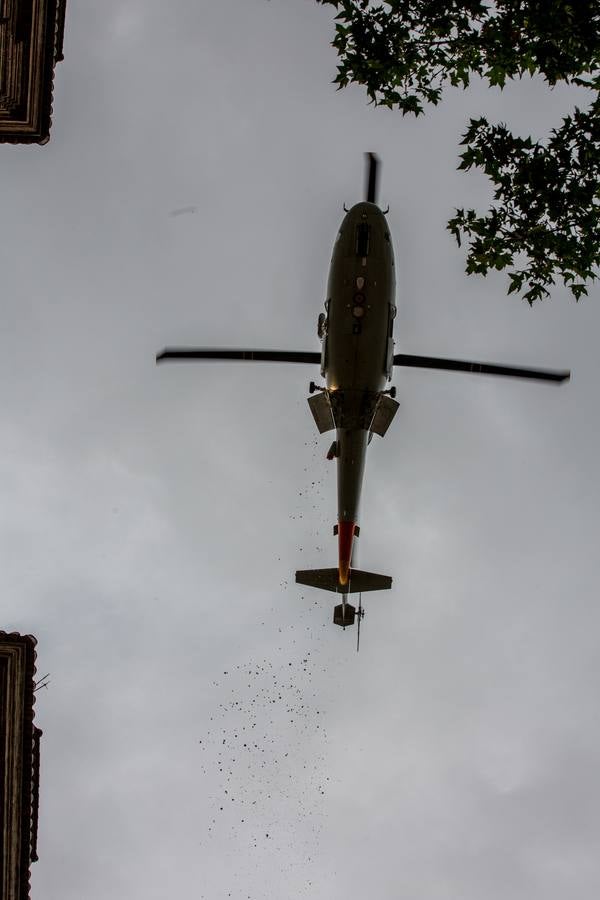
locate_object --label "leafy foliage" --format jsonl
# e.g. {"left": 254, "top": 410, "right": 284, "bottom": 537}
{"left": 316, "top": 0, "right": 600, "bottom": 302}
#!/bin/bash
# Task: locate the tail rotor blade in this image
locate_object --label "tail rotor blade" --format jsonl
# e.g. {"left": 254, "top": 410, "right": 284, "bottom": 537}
{"left": 365, "top": 153, "right": 379, "bottom": 204}
{"left": 356, "top": 594, "right": 364, "bottom": 653}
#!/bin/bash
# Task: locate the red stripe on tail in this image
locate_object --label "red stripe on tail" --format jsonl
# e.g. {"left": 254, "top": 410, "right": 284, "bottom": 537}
{"left": 338, "top": 521, "right": 356, "bottom": 587}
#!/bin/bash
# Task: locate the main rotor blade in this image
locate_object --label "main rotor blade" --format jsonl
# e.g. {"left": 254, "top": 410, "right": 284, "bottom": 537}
{"left": 393, "top": 353, "right": 570, "bottom": 384}
{"left": 365, "top": 152, "right": 379, "bottom": 204}
{"left": 156, "top": 348, "right": 321, "bottom": 365}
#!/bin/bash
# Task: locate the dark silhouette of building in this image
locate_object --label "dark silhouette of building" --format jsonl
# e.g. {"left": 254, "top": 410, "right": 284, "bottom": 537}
{"left": 0, "top": 0, "right": 67, "bottom": 144}
{"left": 0, "top": 632, "right": 42, "bottom": 900}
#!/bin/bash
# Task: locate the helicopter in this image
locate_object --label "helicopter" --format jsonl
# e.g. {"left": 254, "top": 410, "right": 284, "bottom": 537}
{"left": 157, "top": 154, "right": 569, "bottom": 649}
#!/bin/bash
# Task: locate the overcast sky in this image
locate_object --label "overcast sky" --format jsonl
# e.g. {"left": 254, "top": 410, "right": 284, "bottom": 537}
{"left": 2, "top": 2, "right": 600, "bottom": 898}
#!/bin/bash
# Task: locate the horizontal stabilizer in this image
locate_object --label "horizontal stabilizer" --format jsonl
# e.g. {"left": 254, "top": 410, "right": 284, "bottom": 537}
{"left": 296, "top": 568, "right": 392, "bottom": 593}
{"left": 157, "top": 348, "right": 321, "bottom": 365}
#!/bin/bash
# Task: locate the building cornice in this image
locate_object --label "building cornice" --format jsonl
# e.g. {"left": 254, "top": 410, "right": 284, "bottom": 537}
{"left": 0, "top": 632, "right": 40, "bottom": 900}
{"left": 0, "top": 0, "right": 67, "bottom": 143}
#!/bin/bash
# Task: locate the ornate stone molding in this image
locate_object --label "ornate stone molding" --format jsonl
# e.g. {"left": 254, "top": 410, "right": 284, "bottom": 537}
{"left": 0, "top": 632, "right": 40, "bottom": 900}
{"left": 0, "top": 0, "right": 67, "bottom": 143}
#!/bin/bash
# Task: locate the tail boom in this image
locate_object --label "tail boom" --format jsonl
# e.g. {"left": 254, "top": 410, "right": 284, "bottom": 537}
{"left": 337, "top": 521, "right": 356, "bottom": 587}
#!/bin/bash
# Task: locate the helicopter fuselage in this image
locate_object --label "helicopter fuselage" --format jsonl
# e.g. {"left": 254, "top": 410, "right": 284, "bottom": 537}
{"left": 320, "top": 201, "right": 396, "bottom": 585}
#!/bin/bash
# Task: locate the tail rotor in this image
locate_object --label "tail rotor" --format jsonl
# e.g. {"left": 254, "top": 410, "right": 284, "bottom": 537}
{"left": 356, "top": 594, "right": 365, "bottom": 652}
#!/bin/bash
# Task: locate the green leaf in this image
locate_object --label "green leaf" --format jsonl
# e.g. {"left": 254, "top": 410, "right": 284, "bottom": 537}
{"left": 320, "top": 0, "right": 600, "bottom": 304}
